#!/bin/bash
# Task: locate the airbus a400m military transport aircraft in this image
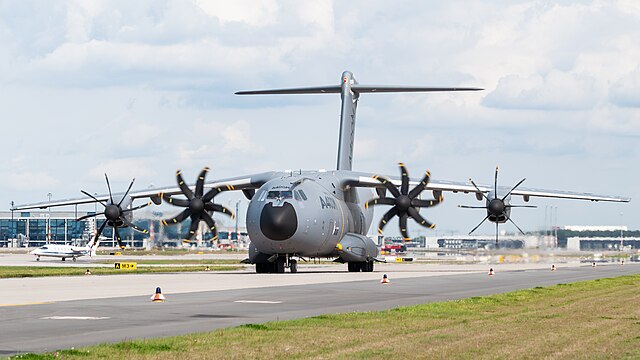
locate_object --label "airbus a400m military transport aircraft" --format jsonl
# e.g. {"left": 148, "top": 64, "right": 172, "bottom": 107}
{"left": 13, "top": 71, "right": 630, "bottom": 273}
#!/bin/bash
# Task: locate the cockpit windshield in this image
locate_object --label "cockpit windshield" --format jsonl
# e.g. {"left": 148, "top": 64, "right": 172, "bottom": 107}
{"left": 267, "top": 190, "right": 293, "bottom": 200}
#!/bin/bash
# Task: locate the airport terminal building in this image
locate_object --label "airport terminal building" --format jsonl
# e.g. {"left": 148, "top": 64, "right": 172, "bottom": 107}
{"left": 0, "top": 210, "right": 247, "bottom": 248}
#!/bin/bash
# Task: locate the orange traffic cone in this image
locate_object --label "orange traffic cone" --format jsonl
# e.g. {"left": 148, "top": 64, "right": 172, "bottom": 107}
{"left": 84, "top": 269, "right": 92, "bottom": 275}
{"left": 380, "top": 274, "right": 390, "bottom": 284}
{"left": 488, "top": 268, "right": 494, "bottom": 276}
{"left": 551, "top": 264, "right": 556, "bottom": 271}
{"left": 151, "top": 287, "right": 166, "bottom": 302}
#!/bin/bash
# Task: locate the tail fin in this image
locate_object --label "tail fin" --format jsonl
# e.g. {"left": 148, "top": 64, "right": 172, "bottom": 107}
{"left": 236, "top": 71, "right": 482, "bottom": 171}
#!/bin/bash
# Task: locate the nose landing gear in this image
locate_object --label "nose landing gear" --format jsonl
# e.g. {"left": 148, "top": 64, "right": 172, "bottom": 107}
{"left": 255, "top": 255, "right": 298, "bottom": 274}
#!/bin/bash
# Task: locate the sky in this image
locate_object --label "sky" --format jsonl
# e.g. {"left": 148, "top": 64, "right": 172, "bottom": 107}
{"left": 1, "top": 0, "right": 639, "bottom": 237}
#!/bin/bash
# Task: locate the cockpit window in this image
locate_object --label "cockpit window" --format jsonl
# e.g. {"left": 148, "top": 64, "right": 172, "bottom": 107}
{"left": 41, "top": 246, "right": 48, "bottom": 250}
{"left": 298, "top": 190, "right": 308, "bottom": 200}
{"left": 267, "top": 190, "right": 293, "bottom": 200}
{"left": 294, "top": 191, "right": 302, "bottom": 201}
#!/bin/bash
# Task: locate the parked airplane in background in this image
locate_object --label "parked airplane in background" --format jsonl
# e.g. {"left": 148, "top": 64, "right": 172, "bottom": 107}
{"left": 31, "top": 239, "right": 98, "bottom": 262}
{"left": 13, "top": 71, "right": 630, "bottom": 273}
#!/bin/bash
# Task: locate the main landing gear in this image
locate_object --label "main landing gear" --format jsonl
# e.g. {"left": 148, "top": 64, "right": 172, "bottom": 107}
{"left": 347, "top": 260, "right": 374, "bottom": 272}
{"left": 255, "top": 256, "right": 298, "bottom": 274}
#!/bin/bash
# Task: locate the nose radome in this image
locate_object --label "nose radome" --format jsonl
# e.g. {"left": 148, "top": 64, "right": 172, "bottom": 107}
{"left": 260, "top": 202, "right": 298, "bottom": 241}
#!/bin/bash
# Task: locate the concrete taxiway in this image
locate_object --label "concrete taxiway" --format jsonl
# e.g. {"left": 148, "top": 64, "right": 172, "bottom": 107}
{"left": 1, "top": 262, "right": 638, "bottom": 356}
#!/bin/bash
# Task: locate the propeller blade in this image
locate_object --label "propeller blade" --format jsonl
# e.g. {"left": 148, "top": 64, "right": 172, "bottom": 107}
{"left": 364, "top": 197, "right": 396, "bottom": 209}
{"left": 117, "top": 178, "right": 136, "bottom": 207}
{"left": 202, "top": 186, "right": 230, "bottom": 203}
{"left": 76, "top": 212, "right": 100, "bottom": 221}
{"left": 469, "top": 215, "right": 489, "bottom": 235}
{"left": 506, "top": 216, "right": 526, "bottom": 235}
{"left": 176, "top": 170, "right": 195, "bottom": 200}
{"left": 81, "top": 190, "right": 107, "bottom": 207}
{"left": 104, "top": 174, "right": 114, "bottom": 204}
{"left": 121, "top": 201, "right": 153, "bottom": 213}
{"left": 205, "top": 203, "right": 235, "bottom": 219}
{"left": 408, "top": 170, "right": 431, "bottom": 199}
{"left": 114, "top": 225, "right": 124, "bottom": 249}
{"left": 195, "top": 167, "right": 209, "bottom": 198}
{"left": 494, "top": 166, "right": 498, "bottom": 196}
{"left": 506, "top": 205, "right": 537, "bottom": 208}
{"left": 187, "top": 215, "right": 201, "bottom": 240}
{"left": 412, "top": 198, "right": 441, "bottom": 208}
{"left": 501, "top": 178, "right": 526, "bottom": 201}
{"left": 399, "top": 213, "right": 409, "bottom": 240}
{"left": 377, "top": 207, "right": 398, "bottom": 234}
{"left": 469, "top": 179, "right": 490, "bottom": 202}
{"left": 457, "top": 205, "right": 487, "bottom": 209}
{"left": 372, "top": 175, "right": 401, "bottom": 198}
{"left": 161, "top": 209, "right": 192, "bottom": 226}
{"left": 94, "top": 220, "right": 108, "bottom": 242}
{"left": 159, "top": 193, "right": 190, "bottom": 207}
{"left": 398, "top": 162, "right": 409, "bottom": 195}
{"left": 122, "top": 218, "right": 149, "bottom": 234}
{"left": 201, "top": 211, "right": 218, "bottom": 240}
{"left": 495, "top": 222, "right": 499, "bottom": 245}
{"left": 407, "top": 207, "right": 434, "bottom": 229}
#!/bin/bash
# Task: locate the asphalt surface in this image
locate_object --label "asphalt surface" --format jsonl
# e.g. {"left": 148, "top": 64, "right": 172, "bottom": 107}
{"left": 1, "top": 263, "right": 638, "bottom": 356}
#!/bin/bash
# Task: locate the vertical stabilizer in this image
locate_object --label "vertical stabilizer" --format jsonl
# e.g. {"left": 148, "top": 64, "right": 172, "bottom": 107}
{"left": 337, "top": 71, "right": 358, "bottom": 170}
{"left": 235, "top": 71, "right": 482, "bottom": 171}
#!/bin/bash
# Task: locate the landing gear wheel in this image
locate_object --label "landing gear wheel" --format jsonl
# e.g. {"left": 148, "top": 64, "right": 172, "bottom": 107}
{"left": 364, "top": 261, "right": 374, "bottom": 272}
{"left": 256, "top": 263, "right": 268, "bottom": 273}
{"left": 36, "top": 257, "right": 40, "bottom": 261}
{"left": 61, "top": 257, "right": 66, "bottom": 262}
{"left": 275, "top": 258, "right": 286, "bottom": 273}
{"left": 72, "top": 257, "right": 77, "bottom": 263}
{"left": 290, "top": 259, "right": 298, "bottom": 273}
{"left": 348, "top": 262, "right": 360, "bottom": 272}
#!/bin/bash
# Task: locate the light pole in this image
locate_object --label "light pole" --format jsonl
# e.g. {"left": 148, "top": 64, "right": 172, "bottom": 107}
{"left": 10, "top": 201, "right": 14, "bottom": 247}
{"left": 235, "top": 200, "right": 241, "bottom": 244}
{"left": 620, "top": 212, "right": 624, "bottom": 251}
{"left": 553, "top": 205, "right": 558, "bottom": 248}
{"left": 47, "top": 192, "right": 52, "bottom": 244}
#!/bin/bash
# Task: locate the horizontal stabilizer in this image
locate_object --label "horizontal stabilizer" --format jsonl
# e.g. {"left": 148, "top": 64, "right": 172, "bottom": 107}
{"left": 351, "top": 85, "right": 483, "bottom": 92}
{"left": 235, "top": 85, "right": 341, "bottom": 95}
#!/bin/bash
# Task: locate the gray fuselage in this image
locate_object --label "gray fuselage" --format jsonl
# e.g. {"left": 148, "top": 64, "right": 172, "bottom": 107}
{"left": 246, "top": 170, "right": 375, "bottom": 257}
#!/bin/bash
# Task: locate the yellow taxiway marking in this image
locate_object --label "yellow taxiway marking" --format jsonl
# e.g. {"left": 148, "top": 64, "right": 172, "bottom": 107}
{"left": 0, "top": 301, "right": 53, "bottom": 307}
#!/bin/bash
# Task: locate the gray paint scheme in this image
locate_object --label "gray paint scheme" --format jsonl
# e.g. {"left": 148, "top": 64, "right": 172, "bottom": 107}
{"left": 12, "top": 71, "right": 631, "bottom": 272}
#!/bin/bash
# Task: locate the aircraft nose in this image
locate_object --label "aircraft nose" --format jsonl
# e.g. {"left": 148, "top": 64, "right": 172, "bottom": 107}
{"left": 260, "top": 202, "right": 298, "bottom": 241}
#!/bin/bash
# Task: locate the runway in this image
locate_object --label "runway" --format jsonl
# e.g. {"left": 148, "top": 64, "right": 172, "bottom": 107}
{"left": 1, "top": 262, "right": 638, "bottom": 356}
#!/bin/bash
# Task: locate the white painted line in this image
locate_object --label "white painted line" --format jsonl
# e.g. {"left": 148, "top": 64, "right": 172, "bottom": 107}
{"left": 234, "top": 300, "right": 282, "bottom": 304}
{"left": 41, "top": 316, "right": 111, "bottom": 320}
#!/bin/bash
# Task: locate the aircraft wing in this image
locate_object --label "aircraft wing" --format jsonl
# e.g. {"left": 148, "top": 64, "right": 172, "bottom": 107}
{"left": 11, "top": 172, "right": 278, "bottom": 211}
{"left": 343, "top": 171, "right": 630, "bottom": 203}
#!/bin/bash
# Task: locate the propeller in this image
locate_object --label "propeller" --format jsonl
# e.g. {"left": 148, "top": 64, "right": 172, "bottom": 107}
{"left": 365, "top": 163, "right": 442, "bottom": 241}
{"left": 159, "top": 167, "right": 235, "bottom": 242}
{"left": 76, "top": 174, "right": 151, "bottom": 249}
{"left": 459, "top": 166, "right": 536, "bottom": 245}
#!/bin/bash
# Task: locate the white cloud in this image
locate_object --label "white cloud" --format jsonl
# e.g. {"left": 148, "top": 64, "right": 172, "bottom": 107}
{"left": 4, "top": 171, "right": 59, "bottom": 191}
{"left": 483, "top": 71, "right": 601, "bottom": 110}
{"left": 88, "top": 158, "right": 158, "bottom": 182}
{"left": 609, "top": 66, "right": 640, "bottom": 108}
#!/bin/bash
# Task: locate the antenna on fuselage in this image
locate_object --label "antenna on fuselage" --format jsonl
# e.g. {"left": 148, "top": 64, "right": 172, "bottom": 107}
{"left": 235, "top": 71, "right": 483, "bottom": 171}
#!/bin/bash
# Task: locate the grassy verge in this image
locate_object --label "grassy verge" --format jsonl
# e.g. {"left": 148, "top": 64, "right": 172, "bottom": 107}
{"left": 96, "top": 259, "right": 243, "bottom": 265}
{"left": 9, "top": 274, "right": 640, "bottom": 359}
{"left": 0, "top": 265, "right": 243, "bottom": 278}
{"left": 96, "top": 249, "right": 247, "bottom": 256}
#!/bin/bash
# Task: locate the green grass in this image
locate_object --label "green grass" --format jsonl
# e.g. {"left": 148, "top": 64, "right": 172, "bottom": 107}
{"left": 7, "top": 274, "right": 640, "bottom": 359}
{"left": 96, "top": 259, "right": 242, "bottom": 265}
{"left": 95, "top": 248, "right": 247, "bottom": 256}
{"left": 0, "top": 265, "right": 242, "bottom": 278}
